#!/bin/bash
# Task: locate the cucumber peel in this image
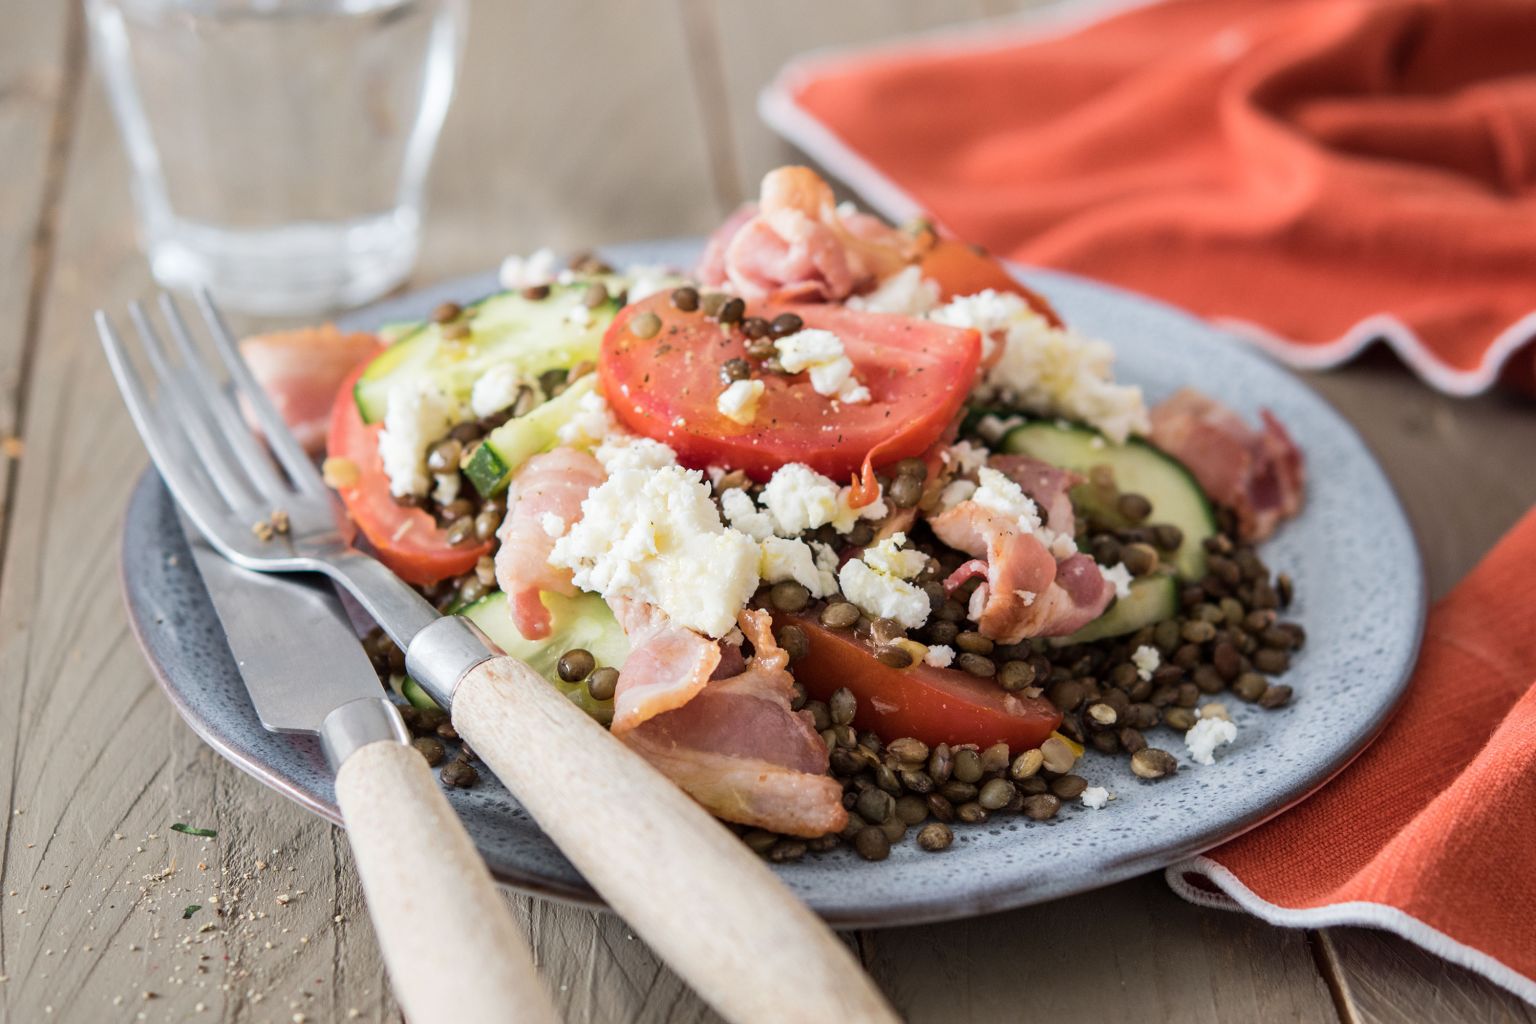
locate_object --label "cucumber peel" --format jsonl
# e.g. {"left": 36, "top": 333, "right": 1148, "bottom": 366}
{"left": 462, "top": 375, "right": 596, "bottom": 497}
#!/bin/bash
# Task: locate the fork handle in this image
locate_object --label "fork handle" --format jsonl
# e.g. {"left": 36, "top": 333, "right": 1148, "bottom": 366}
{"left": 334, "top": 740, "right": 560, "bottom": 1024}
{"left": 452, "top": 655, "right": 898, "bottom": 1024}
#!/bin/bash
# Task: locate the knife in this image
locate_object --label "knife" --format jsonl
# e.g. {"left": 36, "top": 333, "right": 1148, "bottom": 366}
{"left": 184, "top": 519, "right": 559, "bottom": 1024}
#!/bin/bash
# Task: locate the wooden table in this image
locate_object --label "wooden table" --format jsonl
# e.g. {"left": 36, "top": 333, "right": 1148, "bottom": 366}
{"left": 1, "top": 2, "right": 1532, "bottom": 1021}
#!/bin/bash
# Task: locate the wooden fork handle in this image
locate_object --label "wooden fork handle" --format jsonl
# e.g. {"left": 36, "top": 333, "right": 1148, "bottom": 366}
{"left": 334, "top": 740, "right": 560, "bottom": 1024}
{"left": 452, "top": 654, "right": 898, "bottom": 1024}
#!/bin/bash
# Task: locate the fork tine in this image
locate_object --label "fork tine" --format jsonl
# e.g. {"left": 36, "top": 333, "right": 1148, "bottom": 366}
{"left": 158, "top": 293, "right": 291, "bottom": 503}
{"left": 96, "top": 311, "right": 244, "bottom": 550}
{"left": 195, "top": 289, "right": 328, "bottom": 498}
{"left": 128, "top": 301, "right": 266, "bottom": 514}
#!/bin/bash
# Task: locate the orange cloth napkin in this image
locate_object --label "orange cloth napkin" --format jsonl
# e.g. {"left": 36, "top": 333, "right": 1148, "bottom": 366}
{"left": 760, "top": 0, "right": 1536, "bottom": 395}
{"left": 1169, "top": 507, "right": 1536, "bottom": 1002}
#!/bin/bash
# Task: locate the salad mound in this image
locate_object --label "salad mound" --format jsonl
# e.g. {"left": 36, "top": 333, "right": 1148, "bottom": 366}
{"left": 246, "top": 165, "right": 1307, "bottom": 861}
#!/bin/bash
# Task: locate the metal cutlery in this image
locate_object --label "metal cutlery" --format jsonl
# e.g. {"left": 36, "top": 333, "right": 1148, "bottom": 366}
{"left": 185, "top": 519, "right": 558, "bottom": 1024}
{"left": 98, "top": 292, "right": 897, "bottom": 1024}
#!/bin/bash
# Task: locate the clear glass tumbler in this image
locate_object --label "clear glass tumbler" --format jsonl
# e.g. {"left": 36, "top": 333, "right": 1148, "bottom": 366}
{"left": 88, "top": 0, "right": 466, "bottom": 315}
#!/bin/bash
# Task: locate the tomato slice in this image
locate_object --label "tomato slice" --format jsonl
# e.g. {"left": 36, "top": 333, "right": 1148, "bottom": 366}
{"left": 782, "top": 615, "right": 1063, "bottom": 750}
{"left": 599, "top": 296, "right": 981, "bottom": 482}
{"left": 920, "top": 239, "right": 1063, "bottom": 328}
{"left": 326, "top": 363, "right": 492, "bottom": 586}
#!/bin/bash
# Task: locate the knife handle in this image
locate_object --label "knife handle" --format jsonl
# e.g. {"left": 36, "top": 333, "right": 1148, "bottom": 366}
{"left": 334, "top": 739, "right": 560, "bottom": 1024}
{"left": 451, "top": 654, "right": 898, "bottom": 1024}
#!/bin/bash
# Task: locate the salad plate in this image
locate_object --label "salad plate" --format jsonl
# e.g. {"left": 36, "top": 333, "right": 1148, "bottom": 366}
{"left": 120, "top": 236, "right": 1423, "bottom": 928}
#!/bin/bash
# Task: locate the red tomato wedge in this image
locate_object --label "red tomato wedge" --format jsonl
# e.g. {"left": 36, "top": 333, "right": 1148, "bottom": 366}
{"left": 920, "top": 239, "right": 1063, "bottom": 328}
{"left": 781, "top": 615, "right": 1063, "bottom": 750}
{"left": 599, "top": 296, "right": 981, "bottom": 482}
{"left": 326, "top": 362, "right": 492, "bottom": 586}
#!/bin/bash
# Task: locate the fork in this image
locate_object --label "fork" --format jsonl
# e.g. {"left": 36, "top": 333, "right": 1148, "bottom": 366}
{"left": 98, "top": 293, "right": 897, "bottom": 1024}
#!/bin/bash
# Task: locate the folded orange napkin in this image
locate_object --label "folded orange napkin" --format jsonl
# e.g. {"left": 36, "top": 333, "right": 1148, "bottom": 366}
{"left": 761, "top": 0, "right": 1536, "bottom": 395}
{"left": 1170, "top": 507, "right": 1536, "bottom": 1002}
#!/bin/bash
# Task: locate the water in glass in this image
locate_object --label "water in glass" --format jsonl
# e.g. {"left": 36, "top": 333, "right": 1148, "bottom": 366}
{"left": 89, "top": 0, "right": 465, "bottom": 315}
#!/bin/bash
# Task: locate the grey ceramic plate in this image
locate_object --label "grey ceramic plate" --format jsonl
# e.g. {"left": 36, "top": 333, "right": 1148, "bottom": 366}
{"left": 120, "top": 238, "right": 1424, "bottom": 928}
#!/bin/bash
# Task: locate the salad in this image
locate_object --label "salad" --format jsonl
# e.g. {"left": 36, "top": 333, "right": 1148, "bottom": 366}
{"left": 244, "top": 166, "right": 1307, "bottom": 861}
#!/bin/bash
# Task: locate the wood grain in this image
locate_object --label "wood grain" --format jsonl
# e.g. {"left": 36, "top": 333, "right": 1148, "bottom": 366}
{"left": 0, "top": 0, "right": 1532, "bottom": 1022}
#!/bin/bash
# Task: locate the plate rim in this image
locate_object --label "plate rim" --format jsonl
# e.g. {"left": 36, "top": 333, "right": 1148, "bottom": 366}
{"left": 118, "top": 245, "right": 1426, "bottom": 929}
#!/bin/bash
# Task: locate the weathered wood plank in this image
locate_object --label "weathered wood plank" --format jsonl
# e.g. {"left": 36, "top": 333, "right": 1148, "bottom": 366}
{"left": 865, "top": 873, "right": 1336, "bottom": 1022}
{"left": 1319, "top": 928, "right": 1536, "bottom": 1024}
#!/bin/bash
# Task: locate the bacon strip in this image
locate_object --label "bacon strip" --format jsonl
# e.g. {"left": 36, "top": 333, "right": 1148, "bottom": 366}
{"left": 494, "top": 448, "right": 606, "bottom": 640}
{"left": 618, "top": 610, "right": 847, "bottom": 838}
{"left": 698, "top": 167, "right": 913, "bottom": 303}
{"left": 240, "top": 326, "right": 382, "bottom": 455}
{"left": 607, "top": 597, "right": 721, "bottom": 735}
{"left": 929, "top": 501, "right": 1060, "bottom": 644}
{"left": 1149, "top": 389, "right": 1305, "bottom": 541}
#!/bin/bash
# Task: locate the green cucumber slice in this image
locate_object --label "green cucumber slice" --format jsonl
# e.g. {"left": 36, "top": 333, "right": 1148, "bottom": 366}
{"left": 1001, "top": 421, "right": 1216, "bottom": 580}
{"left": 462, "top": 375, "right": 596, "bottom": 497}
{"left": 1052, "top": 575, "right": 1177, "bottom": 646}
{"left": 354, "top": 285, "right": 618, "bottom": 424}
{"left": 459, "top": 589, "right": 627, "bottom": 725}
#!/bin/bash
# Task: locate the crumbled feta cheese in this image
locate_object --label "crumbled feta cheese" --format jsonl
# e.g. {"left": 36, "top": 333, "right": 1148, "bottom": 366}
{"left": 565, "top": 304, "right": 594, "bottom": 328}
{"left": 972, "top": 468, "right": 1042, "bottom": 533}
{"left": 838, "top": 534, "right": 931, "bottom": 630}
{"left": 760, "top": 463, "right": 841, "bottom": 535}
{"left": 924, "top": 644, "right": 955, "bottom": 669}
{"left": 716, "top": 379, "right": 765, "bottom": 425}
{"left": 1184, "top": 716, "right": 1237, "bottom": 765}
{"left": 759, "top": 537, "right": 837, "bottom": 598}
{"left": 1016, "top": 589, "right": 1037, "bottom": 606}
{"left": 931, "top": 290, "right": 1149, "bottom": 443}
{"left": 943, "top": 440, "right": 989, "bottom": 476}
{"left": 719, "top": 487, "right": 776, "bottom": 541}
{"left": 754, "top": 462, "right": 886, "bottom": 537}
{"left": 469, "top": 364, "right": 524, "bottom": 419}
{"left": 775, "top": 329, "right": 870, "bottom": 404}
{"left": 377, "top": 379, "right": 461, "bottom": 498}
{"left": 1081, "top": 786, "right": 1110, "bottom": 809}
{"left": 594, "top": 436, "right": 677, "bottom": 474}
{"left": 1048, "top": 532, "right": 1078, "bottom": 560}
{"left": 432, "top": 472, "right": 460, "bottom": 507}
{"left": 549, "top": 466, "right": 759, "bottom": 638}
{"left": 1101, "top": 562, "right": 1133, "bottom": 600}
{"left": 838, "top": 558, "right": 930, "bottom": 630}
{"left": 862, "top": 532, "right": 928, "bottom": 580}
{"left": 846, "top": 266, "right": 941, "bottom": 316}
{"left": 556, "top": 389, "right": 615, "bottom": 447}
{"left": 498, "top": 248, "right": 560, "bottom": 290}
{"left": 1132, "top": 644, "right": 1161, "bottom": 681}
{"left": 540, "top": 513, "right": 566, "bottom": 538}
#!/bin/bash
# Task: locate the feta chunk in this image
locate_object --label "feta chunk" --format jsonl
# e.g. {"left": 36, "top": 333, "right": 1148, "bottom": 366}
{"left": 619, "top": 263, "right": 677, "bottom": 302}
{"left": 1101, "top": 562, "right": 1133, "bottom": 600}
{"left": 549, "top": 466, "right": 759, "bottom": 638}
{"left": 1184, "top": 716, "right": 1238, "bottom": 766}
{"left": 1080, "top": 786, "right": 1110, "bottom": 810}
{"left": 469, "top": 364, "right": 525, "bottom": 419}
{"left": 846, "top": 266, "right": 941, "bottom": 316}
{"left": 556, "top": 388, "right": 616, "bottom": 447}
{"left": 775, "top": 329, "right": 870, "bottom": 405}
{"left": 931, "top": 290, "right": 1149, "bottom": 442}
{"left": 716, "top": 379, "right": 765, "bottom": 425}
{"left": 498, "top": 247, "right": 560, "bottom": 290}
{"left": 377, "top": 379, "right": 461, "bottom": 498}
{"left": 431, "top": 472, "right": 460, "bottom": 507}
{"left": 540, "top": 513, "right": 567, "bottom": 538}
{"left": 938, "top": 478, "right": 978, "bottom": 511}
{"left": 943, "top": 440, "right": 989, "bottom": 476}
{"left": 759, "top": 537, "right": 837, "bottom": 598}
{"left": 924, "top": 644, "right": 955, "bottom": 669}
{"left": 720, "top": 488, "right": 776, "bottom": 541}
{"left": 1132, "top": 644, "right": 1161, "bottom": 682}
{"left": 837, "top": 534, "right": 931, "bottom": 631}
{"left": 972, "top": 468, "right": 1042, "bottom": 533}
{"left": 594, "top": 436, "right": 677, "bottom": 474}
{"left": 760, "top": 463, "right": 841, "bottom": 535}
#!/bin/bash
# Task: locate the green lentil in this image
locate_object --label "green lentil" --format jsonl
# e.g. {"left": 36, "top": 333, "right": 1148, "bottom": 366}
{"left": 629, "top": 311, "right": 662, "bottom": 339}
{"left": 916, "top": 822, "right": 953, "bottom": 852}
{"left": 556, "top": 648, "right": 595, "bottom": 683}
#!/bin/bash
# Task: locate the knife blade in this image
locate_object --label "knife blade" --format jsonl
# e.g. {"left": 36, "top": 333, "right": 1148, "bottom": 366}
{"left": 182, "top": 515, "right": 402, "bottom": 750}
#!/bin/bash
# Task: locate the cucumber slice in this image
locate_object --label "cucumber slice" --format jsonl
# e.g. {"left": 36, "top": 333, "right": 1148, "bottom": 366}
{"left": 1053, "top": 575, "right": 1177, "bottom": 646}
{"left": 1001, "top": 421, "right": 1216, "bottom": 579}
{"left": 354, "top": 285, "right": 618, "bottom": 424}
{"left": 462, "top": 375, "right": 596, "bottom": 497}
{"left": 459, "top": 589, "right": 627, "bottom": 726}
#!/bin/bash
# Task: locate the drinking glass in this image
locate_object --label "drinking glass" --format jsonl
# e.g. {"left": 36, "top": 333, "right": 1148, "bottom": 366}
{"left": 88, "top": 0, "right": 466, "bottom": 315}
